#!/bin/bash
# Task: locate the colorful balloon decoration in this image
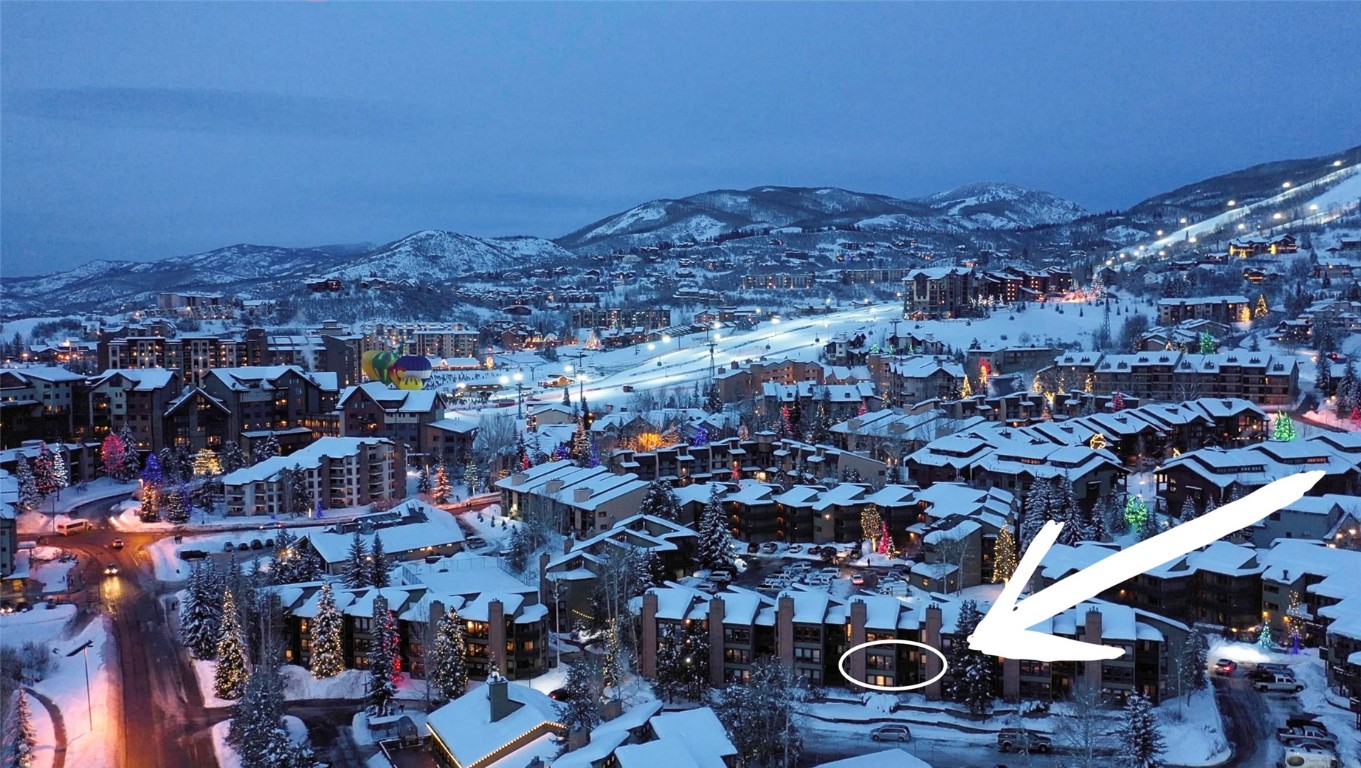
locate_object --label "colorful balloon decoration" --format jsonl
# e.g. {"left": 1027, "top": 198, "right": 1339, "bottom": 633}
{"left": 391, "top": 355, "right": 433, "bottom": 390}
{"left": 362, "top": 350, "right": 398, "bottom": 385}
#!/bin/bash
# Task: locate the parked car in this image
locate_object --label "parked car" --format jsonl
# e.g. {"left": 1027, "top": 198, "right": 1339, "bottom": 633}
{"left": 250, "top": 539, "right": 264, "bottom": 550}
{"left": 997, "top": 728, "right": 1053, "bottom": 754}
{"left": 179, "top": 549, "right": 208, "bottom": 561}
{"left": 548, "top": 687, "right": 569, "bottom": 701}
{"left": 264, "top": 538, "right": 276, "bottom": 548}
{"left": 760, "top": 542, "right": 779, "bottom": 555}
{"left": 1258, "top": 662, "right": 1294, "bottom": 674}
{"left": 111, "top": 538, "right": 125, "bottom": 550}
{"left": 787, "top": 544, "right": 804, "bottom": 554}
{"left": 1254, "top": 674, "right": 1304, "bottom": 693}
{"left": 223, "top": 541, "right": 235, "bottom": 552}
{"left": 710, "top": 570, "right": 733, "bottom": 584}
{"left": 1214, "top": 659, "right": 1237, "bottom": 675}
{"left": 869, "top": 724, "right": 911, "bottom": 743}
{"left": 1284, "top": 717, "right": 1327, "bottom": 734}
{"left": 850, "top": 574, "right": 866, "bottom": 586}
{"left": 1278, "top": 727, "right": 1337, "bottom": 748}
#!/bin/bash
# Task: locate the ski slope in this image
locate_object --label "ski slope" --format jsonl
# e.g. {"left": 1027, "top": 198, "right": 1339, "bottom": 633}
{"left": 519, "top": 298, "right": 1119, "bottom": 409}
{"left": 1137, "top": 163, "right": 1361, "bottom": 255}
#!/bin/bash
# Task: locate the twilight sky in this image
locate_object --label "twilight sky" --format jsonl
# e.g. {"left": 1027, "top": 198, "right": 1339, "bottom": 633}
{"left": 3, "top": 3, "right": 1359, "bottom": 275}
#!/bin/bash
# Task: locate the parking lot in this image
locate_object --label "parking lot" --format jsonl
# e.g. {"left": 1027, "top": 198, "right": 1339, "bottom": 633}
{"left": 716, "top": 542, "right": 916, "bottom": 599}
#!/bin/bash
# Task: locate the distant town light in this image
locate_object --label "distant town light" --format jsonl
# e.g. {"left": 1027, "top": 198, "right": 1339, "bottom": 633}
{"left": 1335, "top": 160, "right": 1344, "bottom": 167}
{"left": 1179, "top": 218, "right": 1188, "bottom": 224}
{"left": 1228, "top": 200, "right": 1236, "bottom": 206}
{"left": 1273, "top": 213, "right": 1283, "bottom": 220}
{"left": 1309, "top": 204, "right": 1319, "bottom": 211}
{"left": 1156, "top": 230, "right": 1164, "bottom": 236}
{"left": 1282, "top": 181, "right": 1292, "bottom": 188}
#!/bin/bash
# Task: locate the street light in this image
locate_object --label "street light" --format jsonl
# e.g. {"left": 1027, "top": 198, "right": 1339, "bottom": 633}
{"left": 65, "top": 640, "right": 95, "bottom": 731}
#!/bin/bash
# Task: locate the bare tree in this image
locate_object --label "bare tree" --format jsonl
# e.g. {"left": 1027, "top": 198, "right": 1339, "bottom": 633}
{"left": 473, "top": 412, "right": 518, "bottom": 465}
{"left": 1054, "top": 679, "right": 1113, "bottom": 768}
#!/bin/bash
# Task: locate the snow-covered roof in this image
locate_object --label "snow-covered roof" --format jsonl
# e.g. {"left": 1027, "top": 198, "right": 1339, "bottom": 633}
{"left": 426, "top": 680, "right": 561, "bottom": 767}
{"left": 221, "top": 436, "right": 392, "bottom": 486}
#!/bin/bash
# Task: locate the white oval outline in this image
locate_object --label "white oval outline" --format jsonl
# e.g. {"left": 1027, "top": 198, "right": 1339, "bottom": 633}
{"left": 837, "top": 638, "right": 949, "bottom": 692}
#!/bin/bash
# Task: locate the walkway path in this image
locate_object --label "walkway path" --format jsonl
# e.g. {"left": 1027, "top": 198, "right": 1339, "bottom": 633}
{"left": 26, "top": 687, "right": 67, "bottom": 768}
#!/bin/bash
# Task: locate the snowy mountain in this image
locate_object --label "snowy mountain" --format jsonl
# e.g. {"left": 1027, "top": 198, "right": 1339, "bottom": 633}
{"left": 0, "top": 232, "right": 572, "bottom": 315}
{"left": 557, "top": 183, "right": 1089, "bottom": 253}
{"left": 321, "top": 230, "right": 576, "bottom": 281}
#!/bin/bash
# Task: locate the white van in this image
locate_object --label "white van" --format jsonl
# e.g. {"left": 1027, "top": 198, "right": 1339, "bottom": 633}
{"left": 1279, "top": 747, "right": 1339, "bottom": 768}
{"left": 56, "top": 520, "right": 91, "bottom": 536}
{"left": 1254, "top": 673, "right": 1304, "bottom": 693}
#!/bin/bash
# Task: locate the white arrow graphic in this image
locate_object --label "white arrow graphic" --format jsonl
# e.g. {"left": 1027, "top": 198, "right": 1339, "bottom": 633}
{"left": 968, "top": 471, "right": 1324, "bottom": 662}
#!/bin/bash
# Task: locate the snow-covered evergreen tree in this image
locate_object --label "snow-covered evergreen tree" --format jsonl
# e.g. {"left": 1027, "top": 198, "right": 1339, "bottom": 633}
{"left": 31, "top": 443, "right": 58, "bottom": 498}
{"left": 1019, "top": 479, "right": 1051, "bottom": 551}
{"left": 705, "top": 382, "right": 724, "bottom": 414}
{"left": 431, "top": 464, "right": 451, "bottom": 504}
{"left": 1052, "top": 476, "right": 1093, "bottom": 545}
{"left": 51, "top": 451, "right": 69, "bottom": 499}
{"left": 697, "top": 485, "right": 734, "bottom": 570}
{"left": 1316, "top": 358, "right": 1333, "bottom": 396}
{"left": 286, "top": 465, "right": 310, "bottom": 515}
{"left": 214, "top": 588, "right": 249, "bottom": 700}
{"left": 116, "top": 425, "right": 141, "bottom": 478}
{"left": 6, "top": 689, "right": 38, "bottom": 768}
{"left": 222, "top": 441, "right": 247, "bottom": 474}
{"left": 369, "top": 533, "right": 391, "bottom": 588}
{"left": 343, "top": 531, "right": 371, "bottom": 588}
{"left": 948, "top": 600, "right": 995, "bottom": 715}
{"left": 638, "top": 479, "right": 681, "bottom": 522}
{"left": 309, "top": 583, "right": 345, "bottom": 679}
{"left": 254, "top": 433, "right": 280, "bottom": 464}
{"left": 13, "top": 459, "right": 39, "bottom": 514}
{"left": 1179, "top": 626, "right": 1208, "bottom": 696}
{"left": 1179, "top": 497, "right": 1198, "bottom": 524}
{"left": 228, "top": 654, "right": 317, "bottom": 768}
{"left": 462, "top": 461, "right": 480, "bottom": 495}
{"left": 1116, "top": 693, "right": 1165, "bottom": 768}
{"left": 181, "top": 561, "right": 223, "bottom": 659}
{"left": 428, "top": 605, "right": 468, "bottom": 703}
{"left": 165, "top": 484, "right": 191, "bottom": 524}
{"left": 654, "top": 619, "right": 709, "bottom": 702}
{"left": 416, "top": 466, "right": 431, "bottom": 494}
{"left": 556, "top": 654, "right": 602, "bottom": 734}
{"left": 367, "top": 596, "right": 399, "bottom": 716}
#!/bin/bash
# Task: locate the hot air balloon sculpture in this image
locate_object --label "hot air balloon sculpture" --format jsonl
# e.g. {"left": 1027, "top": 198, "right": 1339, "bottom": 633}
{"left": 391, "top": 355, "right": 433, "bottom": 390}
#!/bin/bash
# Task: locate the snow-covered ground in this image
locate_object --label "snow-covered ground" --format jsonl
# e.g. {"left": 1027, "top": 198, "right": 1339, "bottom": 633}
{"left": 0, "top": 605, "right": 117, "bottom": 768}
{"left": 16, "top": 478, "right": 136, "bottom": 534}
{"left": 145, "top": 530, "right": 275, "bottom": 583}
{"left": 109, "top": 499, "right": 377, "bottom": 533}
{"left": 190, "top": 662, "right": 426, "bottom": 709}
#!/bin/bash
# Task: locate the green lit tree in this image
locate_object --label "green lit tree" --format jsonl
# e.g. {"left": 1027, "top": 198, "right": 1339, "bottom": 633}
{"left": 1271, "top": 412, "right": 1296, "bottom": 442}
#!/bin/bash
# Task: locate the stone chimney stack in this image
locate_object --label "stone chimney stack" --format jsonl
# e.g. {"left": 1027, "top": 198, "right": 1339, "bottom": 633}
{"left": 489, "top": 599, "right": 508, "bottom": 677}
{"left": 486, "top": 670, "right": 521, "bottom": 723}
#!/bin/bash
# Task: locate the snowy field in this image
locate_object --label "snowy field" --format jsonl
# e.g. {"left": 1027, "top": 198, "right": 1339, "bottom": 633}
{"left": 0, "top": 606, "right": 116, "bottom": 768}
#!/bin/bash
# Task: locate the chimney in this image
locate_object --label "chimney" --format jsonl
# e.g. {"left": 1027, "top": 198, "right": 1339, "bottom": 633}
{"left": 923, "top": 604, "right": 944, "bottom": 700}
{"left": 573, "top": 487, "right": 592, "bottom": 503}
{"left": 546, "top": 479, "right": 563, "bottom": 494}
{"left": 708, "top": 597, "right": 726, "bottom": 686}
{"left": 847, "top": 600, "right": 868, "bottom": 683}
{"left": 562, "top": 534, "right": 575, "bottom": 555}
{"left": 485, "top": 670, "right": 522, "bottom": 723}
{"left": 777, "top": 595, "right": 795, "bottom": 667}
{"left": 511, "top": 472, "right": 528, "bottom": 486}
{"left": 1083, "top": 607, "right": 1103, "bottom": 685}
{"left": 641, "top": 592, "right": 659, "bottom": 678}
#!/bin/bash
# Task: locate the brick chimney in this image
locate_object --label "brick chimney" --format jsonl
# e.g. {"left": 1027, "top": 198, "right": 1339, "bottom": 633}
{"left": 708, "top": 597, "right": 726, "bottom": 686}
{"left": 848, "top": 599, "right": 868, "bottom": 683}
{"left": 489, "top": 599, "right": 508, "bottom": 677}
{"left": 923, "top": 604, "right": 944, "bottom": 700}
{"left": 641, "top": 592, "right": 659, "bottom": 678}
{"left": 777, "top": 595, "right": 795, "bottom": 666}
{"left": 1083, "top": 607, "right": 1103, "bottom": 685}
